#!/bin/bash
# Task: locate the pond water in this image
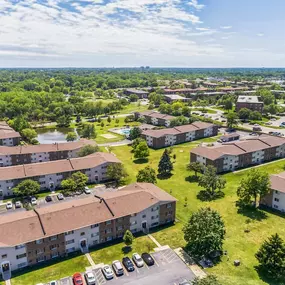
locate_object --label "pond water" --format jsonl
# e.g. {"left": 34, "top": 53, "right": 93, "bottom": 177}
{"left": 36, "top": 128, "right": 79, "bottom": 144}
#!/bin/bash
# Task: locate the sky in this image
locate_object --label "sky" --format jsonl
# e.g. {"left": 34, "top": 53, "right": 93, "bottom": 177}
{"left": 0, "top": 0, "right": 285, "bottom": 68}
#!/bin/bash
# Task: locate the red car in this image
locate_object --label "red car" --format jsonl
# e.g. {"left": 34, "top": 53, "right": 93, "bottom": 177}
{"left": 73, "top": 272, "right": 83, "bottom": 285}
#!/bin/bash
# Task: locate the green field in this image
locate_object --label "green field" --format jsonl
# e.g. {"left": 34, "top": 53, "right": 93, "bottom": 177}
{"left": 111, "top": 140, "right": 285, "bottom": 285}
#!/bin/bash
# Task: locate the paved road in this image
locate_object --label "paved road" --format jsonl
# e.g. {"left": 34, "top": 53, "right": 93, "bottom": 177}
{"left": 98, "top": 139, "right": 131, "bottom": 147}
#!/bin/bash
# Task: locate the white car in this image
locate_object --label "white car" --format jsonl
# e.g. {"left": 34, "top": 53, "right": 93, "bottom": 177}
{"left": 102, "top": 264, "right": 114, "bottom": 280}
{"left": 132, "top": 253, "right": 144, "bottom": 267}
{"left": 84, "top": 271, "right": 96, "bottom": 285}
{"left": 15, "top": 201, "right": 22, "bottom": 208}
{"left": 112, "top": 260, "right": 124, "bottom": 276}
{"left": 31, "top": 197, "right": 37, "bottom": 205}
{"left": 6, "top": 202, "right": 13, "bottom": 210}
{"left": 84, "top": 186, "right": 91, "bottom": 194}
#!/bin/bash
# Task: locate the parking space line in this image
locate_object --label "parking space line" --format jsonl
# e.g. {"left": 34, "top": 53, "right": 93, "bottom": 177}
{"left": 123, "top": 267, "right": 129, "bottom": 276}
{"left": 152, "top": 255, "right": 160, "bottom": 267}
{"left": 144, "top": 263, "right": 150, "bottom": 270}
{"left": 136, "top": 267, "right": 140, "bottom": 274}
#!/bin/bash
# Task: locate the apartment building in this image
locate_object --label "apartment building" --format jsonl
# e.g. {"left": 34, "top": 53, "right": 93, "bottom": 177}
{"left": 0, "top": 183, "right": 176, "bottom": 276}
{"left": 134, "top": 111, "right": 175, "bottom": 127}
{"left": 190, "top": 135, "right": 285, "bottom": 173}
{"left": 261, "top": 172, "right": 285, "bottom": 212}
{"left": 0, "top": 139, "right": 95, "bottom": 167}
{"left": 163, "top": 88, "right": 208, "bottom": 95}
{"left": 142, "top": 122, "right": 218, "bottom": 149}
{"left": 164, "top": 94, "right": 191, "bottom": 103}
{"left": 236, "top": 96, "right": 264, "bottom": 113}
{"left": 124, "top": 89, "right": 149, "bottom": 99}
{"left": 0, "top": 152, "right": 121, "bottom": 197}
{"left": 0, "top": 122, "right": 21, "bottom": 146}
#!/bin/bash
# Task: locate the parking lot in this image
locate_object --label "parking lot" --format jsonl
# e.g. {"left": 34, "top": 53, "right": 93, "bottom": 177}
{"left": 40, "top": 248, "right": 196, "bottom": 285}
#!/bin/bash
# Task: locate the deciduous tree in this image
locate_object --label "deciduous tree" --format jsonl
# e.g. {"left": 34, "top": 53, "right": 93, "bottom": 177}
{"left": 66, "top": 132, "right": 77, "bottom": 142}
{"left": 133, "top": 141, "right": 149, "bottom": 160}
{"left": 136, "top": 166, "right": 157, "bottom": 184}
{"left": 107, "top": 163, "right": 128, "bottom": 185}
{"left": 123, "top": 230, "right": 134, "bottom": 247}
{"left": 187, "top": 162, "right": 204, "bottom": 178}
{"left": 13, "top": 179, "right": 40, "bottom": 198}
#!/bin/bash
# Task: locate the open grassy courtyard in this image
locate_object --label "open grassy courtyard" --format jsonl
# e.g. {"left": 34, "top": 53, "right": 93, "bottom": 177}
{"left": 111, "top": 140, "right": 285, "bottom": 285}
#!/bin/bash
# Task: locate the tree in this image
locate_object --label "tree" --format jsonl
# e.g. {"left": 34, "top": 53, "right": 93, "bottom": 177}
{"left": 21, "top": 128, "right": 38, "bottom": 143}
{"left": 256, "top": 233, "right": 285, "bottom": 278}
{"left": 77, "top": 144, "right": 99, "bottom": 157}
{"left": 198, "top": 165, "right": 226, "bottom": 199}
{"left": 60, "top": 171, "right": 88, "bottom": 195}
{"left": 226, "top": 112, "right": 238, "bottom": 129}
{"left": 223, "top": 99, "right": 233, "bottom": 112}
{"left": 183, "top": 207, "right": 226, "bottom": 257}
{"left": 107, "top": 163, "right": 128, "bottom": 185}
{"left": 158, "top": 149, "right": 173, "bottom": 177}
{"left": 249, "top": 111, "right": 262, "bottom": 121}
{"left": 136, "top": 166, "right": 157, "bottom": 184}
{"left": 237, "top": 169, "right": 270, "bottom": 207}
{"left": 13, "top": 179, "right": 40, "bottom": 198}
{"left": 123, "top": 230, "right": 134, "bottom": 247}
{"left": 66, "top": 132, "right": 77, "bottom": 142}
{"left": 107, "top": 116, "right": 111, "bottom": 124}
{"left": 129, "top": 127, "right": 142, "bottom": 140}
{"left": 79, "top": 123, "right": 96, "bottom": 139}
{"left": 100, "top": 121, "right": 105, "bottom": 128}
{"left": 60, "top": 178, "right": 77, "bottom": 195}
{"left": 132, "top": 138, "right": 144, "bottom": 152}
{"left": 192, "top": 275, "right": 221, "bottom": 285}
{"left": 133, "top": 141, "right": 149, "bottom": 160}
{"left": 187, "top": 162, "right": 204, "bottom": 178}
{"left": 238, "top": 108, "right": 251, "bottom": 120}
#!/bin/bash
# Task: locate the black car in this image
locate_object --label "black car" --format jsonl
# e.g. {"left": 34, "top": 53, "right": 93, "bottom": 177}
{"left": 141, "top": 253, "right": 154, "bottom": 266}
{"left": 45, "top": 195, "right": 52, "bottom": 202}
{"left": 122, "top": 257, "right": 135, "bottom": 272}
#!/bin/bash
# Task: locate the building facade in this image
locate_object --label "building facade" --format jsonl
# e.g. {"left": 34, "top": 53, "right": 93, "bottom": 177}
{"left": 0, "top": 152, "right": 121, "bottom": 197}
{"left": 134, "top": 111, "right": 175, "bottom": 127}
{"left": 190, "top": 135, "right": 285, "bottom": 173}
{"left": 142, "top": 122, "right": 218, "bottom": 149}
{"left": 0, "top": 183, "right": 176, "bottom": 276}
{"left": 236, "top": 96, "right": 264, "bottom": 113}
{"left": 0, "top": 122, "right": 21, "bottom": 147}
{"left": 124, "top": 89, "right": 149, "bottom": 99}
{"left": 0, "top": 139, "right": 95, "bottom": 167}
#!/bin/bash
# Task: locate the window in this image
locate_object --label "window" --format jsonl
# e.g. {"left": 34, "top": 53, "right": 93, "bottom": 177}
{"left": 117, "top": 226, "right": 123, "bottom": 231}
{"left": 50, "top": 244, "right": 58, "bottom": 251}
{"left": 91, "top": 233, "right": 99, "bottom": 238}
{"left": 80, "top": 232, "right": 85, "bottom": 236}
{"left": 151, "top": 206, "right": 158, "bottom": 212}
{"left": 65, "top": 230, "right": 74, "bottom": 236}
{"left": 51, "top": 252, "right": 58, "bottom": 259}
{"left": 151, "top": 222, "right": 159, "bottom": 227}
{"left": 167, "top": 203, "right": 172, "bottom": 209}
{"left": 142, "top": 214, "right": 146, "bottom": 218}
{"left": 274, "top": 204, "right": 279, "bottom": 209}
{"left": 36, "top": 249, "right": 44, "bottom": 255}
{"left": 36, "top": 239, "right": 43, "bottom": 245}
{"left": 105, "top": 220, "right": 111, "bottom": 225}
{"left": 274, "top": 198, "right": 280, "bottom": 202}
{"left": 1, "top": 254, "right": 7, "bottom": 259}
{"left": 131, "top": 221, "right": 137, "bottom": 225}
{"left": 105, "top": 228, "right": 112, "bottom": 234}
{"left": 116, "top": 218, "right": 123, "bottom": 223}
{"left": 93, "top": 240, "right": 98, "bottom": 245}
{"left": 17, "top": 262, "right": 27, "bottom": 269}
{"left": 66, "top": 247, "right": 75, "bottom": 253}
{"left": 16, "top": 253, "right": 26, "bottom": 260}
{"left": 106, "top": 236, "right": 112, "bottom": 241}
{"left": 65, "top": 239, "right": 75, "bottom": 245}
{"left": 131, "top": 213, "right": 137, "bottom": 217}
{"left": 91, "top": 224, "right": 99, "bottom": 229}
{"left": 49, "top": 236, "right": 57, "bottom": 241}
{"left": 15, "top": 244, "right": 25, "bottom": 250}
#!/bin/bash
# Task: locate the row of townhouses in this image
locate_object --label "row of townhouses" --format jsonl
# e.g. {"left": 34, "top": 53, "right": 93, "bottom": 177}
{"left": 0, "top": 183, "right": 176, "bottom": 276}
{"left": 134, "top": 111, "right": 175, "bottom": 127}
{"left": 0, "top": 152, "right": 121, "bottom": 197}
{"left": 141, "top": 122, "right": 218, "bottom": 149}
{"left": 0, "top": 139, "right": 95, "bottom": 167}
{"left": 0, "top": 122, "right": 21, "bottom": 147}
{"left": 190, "top": 135, "right": 285, "bottom": 173}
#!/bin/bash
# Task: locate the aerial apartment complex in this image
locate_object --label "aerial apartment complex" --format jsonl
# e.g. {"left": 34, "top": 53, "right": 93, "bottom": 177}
{"left": 0, "top": 139, "right": 95, "bottom": 167}
{"left": 134, "top": 111, "right": 175, "bottom": 127}
{"left": 142, "top": 122, "right": 218, "bottom": 149}
{"left": 236, "top": 96, "right": 264, "bottom": 113}
{"left": 0, "top": 152, "right": 121, "bottom": 197}
{"left": 0, "top": 122, "right": 21, "bottom": 146}
{"left": 190, "top": 135, "right": 285, "bottom": 173}
{"left": 0, "top": 183, "right": 176, "bottom": 276}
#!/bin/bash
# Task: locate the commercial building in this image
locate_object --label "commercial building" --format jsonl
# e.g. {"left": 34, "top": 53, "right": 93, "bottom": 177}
{"left": 0, "top": 139, "right": 95, "bottom": 167}
{"left": 164, "top": 94, "right": 191, "bottom": 103}
{"left": 0, "top": 183, "right": 176, "bottom": 276}
{"left": 142, "top": 122, "right": 218, "bottom": 149}
{"left": 236, "top": 96, "right": 264, "bottom": 113}
{"left": 0, "top": 152, "right": 121, "bottom": 197}
{"left": 134, "top": 111, "right": 175, "bottom": 127}
{"left": 124, "top": 89, "right": 149, "bottom": 99}
{"left": 190, "top": 135, "right": 285, "bottom": 173}
{"left": 0, "top": 122, "right": 21, "bottom": 146}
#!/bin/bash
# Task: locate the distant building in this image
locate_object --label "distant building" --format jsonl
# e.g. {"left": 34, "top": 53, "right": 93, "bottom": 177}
{"left": 202, "top": 82, "right": 219, "bottom": 88}
{"left": 163, "top": 88, "right": 208, "bottom": 95}
{"left": 219, "top": 133, "right": 240, "bottom": 143}
{"left": 236, "top": 96, "right": 264, "bottom": 113}
{"left": 124, "top": 89, "right": 149, "bottom": 99}
{"left": 164, "top": 94, "right": 191, "bottom": 103}
{"left": 142, "top": 122, "right": 218, "bottom": 149}
{"left": 0, "top": 122, "right": 21, "bottom": 146}
{"left": 134, "top": 111, "right": 175, "bottom": 127}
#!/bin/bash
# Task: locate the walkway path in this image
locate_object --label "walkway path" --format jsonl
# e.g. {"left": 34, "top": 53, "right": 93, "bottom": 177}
{"left": 147, "top": 234, "right": 162, "bottom": 248}
{"left": 5, "top": 279, "right": 11, "bottom": 285}
{"left": 85, "top": 252, "right": 96, "bottom": 267}
{"left": 98, "top": 139, "right": 131, "bottom": 147}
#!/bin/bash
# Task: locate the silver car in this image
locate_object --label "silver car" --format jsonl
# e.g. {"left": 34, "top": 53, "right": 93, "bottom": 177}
{"left": 84, "top": 271, "right": 96, "bottom": 285}
{"left": 132, "top": 253, "right": 144, "bottom": 267}
{"left": 84, "top": 186, "right": 91, "bottom": 194}
{"left": 102, "top": 264, "right": 114, "bottom": 280}
{"left": 15, "top": 201, "right": 22, "bottom": 208}
{"left": 6, "top": 202, "right": 13, "bottom": 210}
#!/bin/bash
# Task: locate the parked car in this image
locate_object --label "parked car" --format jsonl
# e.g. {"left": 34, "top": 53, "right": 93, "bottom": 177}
{"left": 280, "top": 123, "right": 285, "bottom": 128}
{"left": 132, "top": 253, "right": 144, "bottom": 267}
{"left": 179, "top": 280, "right": 191, "bottom": 285}
{"left": 72, "top": 272, "right": 83, "bottom": 285}
{"left": 112, "top": 260, "right": 124, "bottom": 276}
{"left": 45, "top": 195, "right": 52, "bottom": 202}
{"left": 141, "top": 253, "right": 155, "bottom": 266}
{"left": 102, "top": 264, "right": 114, "bottom": 280}
{"left": 15, "top": 201, "right": 22, "bottom": 208}
{"left": 122, "top": 257, "right": 135, "bottom": 272}
{"left": 57, "top": 193, "right": 64, "bottom": 200}
{"left": 49, "top": 281, "right": 57, "bottom": 285}
{"left": 6, "top": 202, "right": 13, "bottom": 210}
{"left": 84, "top": 271, "right": 96, "bottom": 285}
{"left": 31, "top": 197, "right": 37, "bottom": 205}
{"left": 84, "top": 186, "right": 91, "bottom": 194}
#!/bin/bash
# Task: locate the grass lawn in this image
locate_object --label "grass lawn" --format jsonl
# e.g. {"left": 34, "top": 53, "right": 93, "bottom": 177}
{"left": 89, "top": 235, "right": 156, "bottom": 265}
{"left": 191, "top": 107, "right": 217, "bottom": 114}
{"left": 11, "top": 253, "right": 89, "bottom": 285}
{"left": 115, "top": 102, "right": 149, "bottom": 115}
{"left": 111, "top": 140, "right": 285, "bottom": 285}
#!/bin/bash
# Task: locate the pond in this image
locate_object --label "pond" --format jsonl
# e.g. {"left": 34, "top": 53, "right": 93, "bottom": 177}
{"left": 36, "top": 128, "right": 79, "bottom": 144}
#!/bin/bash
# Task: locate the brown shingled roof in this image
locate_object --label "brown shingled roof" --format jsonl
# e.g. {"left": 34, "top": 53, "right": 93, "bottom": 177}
{"left": 270, "top": 172, "right": 285, "bottom": 193}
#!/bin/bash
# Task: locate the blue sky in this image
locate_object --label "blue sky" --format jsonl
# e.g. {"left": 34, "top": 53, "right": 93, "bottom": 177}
{"left": 0, "top": 0, "right": 284, "bottom": 67}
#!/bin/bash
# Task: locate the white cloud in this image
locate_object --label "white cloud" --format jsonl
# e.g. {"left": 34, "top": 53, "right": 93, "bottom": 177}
{"left": 188, "top": 0, "right": 205, "bottom": 10}
{"left": 257, "top": 33, "right": 264, "bottom": 37}
{"left": 220, "top": 26, "right": 232, "bottom": 29}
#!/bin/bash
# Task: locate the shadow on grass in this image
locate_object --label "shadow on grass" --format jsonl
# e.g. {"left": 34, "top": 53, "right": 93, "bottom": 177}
{"left": 122, "top": 246, "right": 132, "bottom": 254}
{"left": 185, "top": 175, "right": 199, "bottom": 183}
{"left": 133, "top": 158, "right": 148, "bottom": 164}
{"left": 148, "top": 222, "right": 176, "bottom": 235}
{"left": 237, "top": 205, "right": 268, "bottom": 221}
{"left": 255, "top": 265, "right": 285, "bottom": 285}
{"left": 157, "top": 173, "right": 173, "bottom": 180}
{"left": 196, "top": 190, "right": 225, "bottom": 201}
